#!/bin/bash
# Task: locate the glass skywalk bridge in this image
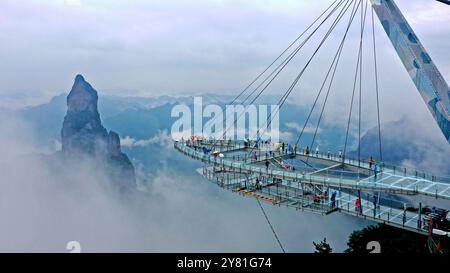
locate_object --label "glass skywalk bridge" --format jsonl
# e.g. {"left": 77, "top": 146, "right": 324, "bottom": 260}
{"left": 175, "top": 140, "right": 450, "bottom": 200}
{"left": 174, "top": 140, "right": 450, "bottom": 235}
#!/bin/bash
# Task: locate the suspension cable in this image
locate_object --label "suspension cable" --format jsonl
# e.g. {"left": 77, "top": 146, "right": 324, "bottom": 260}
{"left": 229, "top": 0, "right": 341, "bottom": 106}
{"left": 203, "top": 0, "right": 345, "bottom": 143}
{"left": 256, "top": 197, "right": 286, "bottom": 253}
{"left": 250, "top": 0, "right": 354, "bottom": 147}
{"left": 307, "top": 1, "right": 362, "bottom": 165}
{"left": 210, "top": 0, "right": 348, "bottom": 150}
{"left": 269, "top": 0, "right": 354, "bottom": 125}
{"left": 297, "top": 0, "right": 361, "bottom": 149}
{"left": 358, "top": 1, "right": 368, "bottom": 167}
{"left": 238, "top": 0, "right": 344, "bottom": 107}
{"left": 245, "top": 0, "right": 349, "bottom": 111}
{"left": 342, "top": 1, "right": 368, "bottom": 163}
{"left": 372, "top": 7, "right": 383, "bottom": 162}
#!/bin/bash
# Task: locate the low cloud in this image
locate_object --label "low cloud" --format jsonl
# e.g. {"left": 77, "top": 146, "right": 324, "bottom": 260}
{"left": 121, "top": 130, "right": 173, "bottom": 149}
{"left": 0, "top": 113, "right": 369, "bottom": 253}
{"left": 285, "top": 121, "right": 322, "bottom": 134}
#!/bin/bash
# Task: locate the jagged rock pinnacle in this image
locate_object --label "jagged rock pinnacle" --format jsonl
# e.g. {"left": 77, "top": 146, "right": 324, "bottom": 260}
{"left": 67, "top": 74, "right": 98, "bottom": 113}
{"left": 61, "top": 74, "right": 136, "bottom": 190}
{"left": 75, "top": 74, "right": 85, "bottom": 82}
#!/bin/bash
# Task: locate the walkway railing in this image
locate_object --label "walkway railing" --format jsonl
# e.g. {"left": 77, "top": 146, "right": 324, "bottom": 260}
{"left": 185, "top": 139, "right": 450, "bottom": 183}
{"left": 174, "top": 141, "right": 450, "bottom": 200}
{"left": 199, "top": 164, "right": 433, "bottom": 235}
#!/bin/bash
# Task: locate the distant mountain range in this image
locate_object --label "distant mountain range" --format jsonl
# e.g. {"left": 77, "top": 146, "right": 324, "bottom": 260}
{"left": 3, "top": 89, "right": 449, "bottom": 178}
{"left": 357, "top": 117, "right": 450, "bottom": 175}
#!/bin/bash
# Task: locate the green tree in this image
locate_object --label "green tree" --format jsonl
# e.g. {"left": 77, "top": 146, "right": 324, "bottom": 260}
{"left": 313, "top": 237, "right": 333, "bottom": 253}
{"left": 345, "top": 224, "right": 433, "bottom": 254}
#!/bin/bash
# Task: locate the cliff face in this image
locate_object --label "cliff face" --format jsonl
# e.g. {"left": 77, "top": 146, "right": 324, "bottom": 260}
{"left": 61, "top": 74, "right": 136, "bottom": 190}
{"left": 62, "top": 75, "right": 108, "bottom": 156}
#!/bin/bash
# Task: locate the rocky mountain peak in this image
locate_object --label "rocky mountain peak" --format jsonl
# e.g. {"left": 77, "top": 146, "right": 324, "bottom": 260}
{"left": 67, "top": 74, "right": 98, "bottom": 113}
{"left": 61, "top": 74, "right": 136, "bottom": 190}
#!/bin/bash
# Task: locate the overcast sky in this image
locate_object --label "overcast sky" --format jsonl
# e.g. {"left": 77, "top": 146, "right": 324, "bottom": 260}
{"left": 0, "top": 0, "right": 335, "bottom": 100}
{"left": 0, "top": 1, "right": 449, "bottom": 252}
{"left": 1, "top": 0, "right": 449, "bottom": 103}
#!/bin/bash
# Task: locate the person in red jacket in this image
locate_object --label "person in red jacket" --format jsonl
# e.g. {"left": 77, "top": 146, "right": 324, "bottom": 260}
{"left": 355, "top": 198, "right": 361, "bottom": 214}
{"left": 313, "top": 194, "right": 319, "bottom": 206}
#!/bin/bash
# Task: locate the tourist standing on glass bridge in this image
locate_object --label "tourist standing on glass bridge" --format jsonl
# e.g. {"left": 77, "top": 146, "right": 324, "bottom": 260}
{"left": 374, "top": 163, "right": 378, "bottom": 179}
{"left": 369, "top": 156, "right": 374, "bottom": 169}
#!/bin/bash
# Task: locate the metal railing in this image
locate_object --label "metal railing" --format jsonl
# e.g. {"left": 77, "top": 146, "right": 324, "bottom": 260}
{"left": 179, "top": 140, "right": 450, "bottom": 183}
{"left": 174, "top": 141, "right": 450, "bottom": 199}
{"left": 199, "top": 162, "right": 432, "bottom": 235}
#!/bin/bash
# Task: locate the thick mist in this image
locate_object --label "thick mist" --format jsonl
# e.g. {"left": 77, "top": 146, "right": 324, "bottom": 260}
{"left": 0, "top": 113, "right": 368, "bottom": 252}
